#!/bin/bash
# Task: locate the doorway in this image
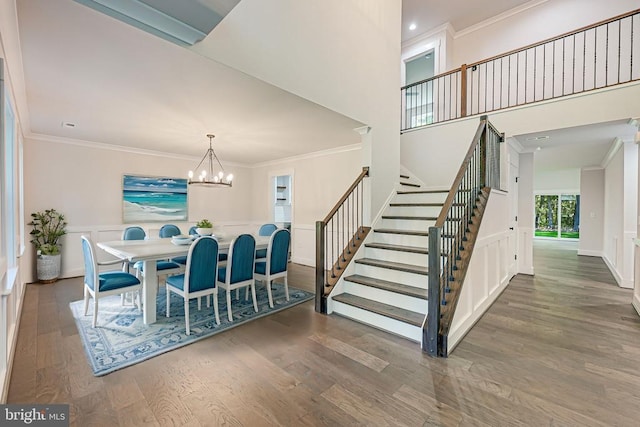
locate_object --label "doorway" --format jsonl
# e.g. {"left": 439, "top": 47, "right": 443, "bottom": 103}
{"left": 534, "top": 194, "right": 580, "bottom": 239}
{"left": 271, "top": 174, "right": 292, "bottom": 230}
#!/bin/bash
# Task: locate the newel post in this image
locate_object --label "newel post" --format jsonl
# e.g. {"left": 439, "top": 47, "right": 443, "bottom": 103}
{"left": 315, "top": 221, "right": 326, "bottom": 313}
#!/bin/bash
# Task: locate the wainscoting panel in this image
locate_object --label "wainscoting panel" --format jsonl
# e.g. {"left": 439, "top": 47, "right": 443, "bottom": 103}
{"left": 447, "top": 191, "right": 512, "bottom": 354}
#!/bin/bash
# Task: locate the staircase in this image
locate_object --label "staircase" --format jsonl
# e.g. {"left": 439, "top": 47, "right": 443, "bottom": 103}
{"left": 330, "top": 174, "right": 448, "bottom": 342}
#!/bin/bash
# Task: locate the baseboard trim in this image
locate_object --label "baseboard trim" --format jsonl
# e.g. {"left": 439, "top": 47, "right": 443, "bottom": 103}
{"left": 518, "top": 267, "right": 534, "bottom": 275}
{"left": 602, "top": 255, "right": 624, "bottom": 288}
{"left": 1, "top": 272, "right": 26, "bottom": 403}
{"left": 633, "top": 294, "right": 640, "bottom": 317}
{"left": 577, "top": 249, "right": 603, "bottom": 257}
{"left": 291, "top": 256, "right": 313, "bottom": 267}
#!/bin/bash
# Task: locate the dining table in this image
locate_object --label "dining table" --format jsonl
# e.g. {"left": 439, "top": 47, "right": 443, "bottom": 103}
{"left": 97, "top": 234, "right": 270, "bottom": 324}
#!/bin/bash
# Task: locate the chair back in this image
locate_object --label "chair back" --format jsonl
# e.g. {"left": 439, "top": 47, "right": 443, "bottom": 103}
{"left": 159, "top": 224, "right": 181, "bottom": 238}
{"left": 122, "top": 226, "right": 146, "bottom": 241}
{"left": 185, "top": 237, "right": 219, "bottom": 293}
{"left": 81, "top": 236, "right": 98, "bottom": 291}
{"left": 227, "top": 234, "right": 256, "bottom": 284}
{"left": 188, "top": 226, "right": 198, "bottom": 235}
{"left": 268, "top": 229, "right": 291, "bottom": 275}
{"left": 258, "top": 223, "right": 277, "bottom": 236}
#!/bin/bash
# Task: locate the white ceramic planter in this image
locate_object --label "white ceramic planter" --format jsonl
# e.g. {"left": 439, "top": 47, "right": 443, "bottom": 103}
{"left": 196, "top": 227, "right": 213, "bottom": 236}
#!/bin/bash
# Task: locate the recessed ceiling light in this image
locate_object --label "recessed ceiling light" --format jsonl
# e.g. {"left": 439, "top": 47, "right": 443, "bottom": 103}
{"left": 61, "top": 121, "right": 76, "bottom": 128}
{"left": 409, "top": 23, "right": 417, "bottom": 31}
{"left": 526, "top": 135, "right": 549, "bottom": 141}
{"left": 536, "top": 146, "right": 542, "bottom": 151}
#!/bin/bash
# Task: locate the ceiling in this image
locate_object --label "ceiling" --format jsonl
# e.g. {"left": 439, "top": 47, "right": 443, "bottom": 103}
{"left": 511, "top": 119, "right": 639, "bottom": 172}
{"left": 16, "top": 0, "right": 637, "bottom": 172}
{"left": 401, "top": 0, "right": 533, "bottom": 42}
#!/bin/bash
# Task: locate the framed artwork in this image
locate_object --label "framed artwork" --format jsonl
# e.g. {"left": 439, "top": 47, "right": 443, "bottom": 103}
{"left": 122, "top": 174, "right": 188, "bottom": 223}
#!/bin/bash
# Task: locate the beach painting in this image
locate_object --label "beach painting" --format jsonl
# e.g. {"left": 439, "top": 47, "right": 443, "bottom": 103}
{"left": 123, "top": 175, "right": 188, "bottom": 223}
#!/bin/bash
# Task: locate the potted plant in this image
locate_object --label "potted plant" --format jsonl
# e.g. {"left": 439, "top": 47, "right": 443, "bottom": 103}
{"left": 29, "top": 208, "right": 67, "bottom": 283}
{"left": 195, "top": 219, "right": 213, "bottom": 236}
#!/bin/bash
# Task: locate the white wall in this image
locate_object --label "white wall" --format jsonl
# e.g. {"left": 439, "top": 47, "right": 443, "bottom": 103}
{"left": 635, "top": 139, "right": 640, "bottom": 315}
{"left": 534, "top": 168, "right": 580, "bottom": 193}
{"left": 450, "top": 0, "right": 640, "bottom": 69}
{"left": 23, "top": 136, "right": 254, "bottom": 282}
{"left": 602, "top": 142, "right": 637, "bottom": 288}
{"left": 579, "top": 168, "right": 605, "bottom": 256}
{"left": 192, "top": 0, "right": 402, "bottom": 220}
{"left": 250, "top": 146, "right": 363, "bottom": 267}
{"left": 518, "top": 153, "right": 535, "bottom": 275}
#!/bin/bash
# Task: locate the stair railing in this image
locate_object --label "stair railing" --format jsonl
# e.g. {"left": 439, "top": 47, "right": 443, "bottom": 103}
{"left": 402, "top": 8, "right": 640, "bottom": 131}
{"left": 315, "top": 167, "right": 370, "bottom": 313}
{"left": 425, "top": 116, "right": 503, "bottom": 356}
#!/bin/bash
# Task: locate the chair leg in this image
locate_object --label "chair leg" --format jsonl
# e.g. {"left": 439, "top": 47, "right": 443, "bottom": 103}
{"left": 284, "top": 276, "right": 290, "bottom": 301}
{"left": 185, "top": 297, "right": 190, "bottom": 335}
{"left": 83, "top": 286, "right": 90, "bottom": 315}
{"left": 92, "top": 299, "right": 98, "bottom": 328}
{"left": 235, "top": 288, "right": 239, "bottom": 300}
{"left": 226, "top": 289, "right": 233, "bottom": 322}
{"left": 250, "top": 282, "right": 258, "bottom": 313}
{"left": 266, "top": 279, "right": 274, "bottom": 308}
{"left": 166, "top": 285, "right": 170, "bottom": 317}
{"left": 213, "top": 291, "right": 220, "bottom": 325}
{"left": 197, "top": 297, "right": 202, "bottom": 311}
{"left": 136, "top": 290, "right": 141, "bottom": 312}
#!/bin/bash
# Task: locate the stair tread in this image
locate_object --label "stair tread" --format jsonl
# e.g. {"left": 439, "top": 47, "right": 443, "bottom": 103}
{"left": 400, "top": 182, "right": 420, "bottom": 187}
{"left": 389, "top": 202, "right": 445, "bottom": 207}
{"left": 397, "top": 189, "right": 449, "bottom": 194}
{"left": 355, "top": 257, "right": 428, "bottom": 275}
{"left": 344, "top": 274, "right": 428, "bottom": 299}
{"left": 333, "top": 293, "right": 424, "bottom": 327}
{"left": 399, "top": 174, "right": 410, "bottom": 179}
{"left": 382, "top": 215, "right": 437, "bottom": 220}
{"left": 365, "top": 242, "right": 428, "bottom": 254}
{"left": 373, "top": 228, "right": 428, "bottom": 236}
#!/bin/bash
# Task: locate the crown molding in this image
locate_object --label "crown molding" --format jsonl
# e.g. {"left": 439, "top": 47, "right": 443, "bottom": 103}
{"left": 454, "top": 0, "right": 548, "bottom": 39}
{"left": 26, "top": 132, "right": 360, "bottom": 169}
{"left": 581, "top": 166, "right": 604, "bottom": 171}
{"left": 402, "top": 22, "right": 454, "bottom": 51}
{"left": 251, "top": 143, "right": 362, "bottom": 169}
{"left": 600, "top": 137, "right": 623, "bottom": 169}
{"left": 507, "top": 136, "right": 524, "bottom": 153}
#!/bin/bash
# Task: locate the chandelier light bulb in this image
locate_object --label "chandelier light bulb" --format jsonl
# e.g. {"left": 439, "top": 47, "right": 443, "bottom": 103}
{"left": 227, "top": 174, "right": 233, "bottom": 181}
{"left": 188, "top": 170, "right": 193, "bottom": 179}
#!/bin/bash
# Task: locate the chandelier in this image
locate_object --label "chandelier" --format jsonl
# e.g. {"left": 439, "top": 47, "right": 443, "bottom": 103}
{"left": 188, "top": 134, "right": 233, "bottom": 187}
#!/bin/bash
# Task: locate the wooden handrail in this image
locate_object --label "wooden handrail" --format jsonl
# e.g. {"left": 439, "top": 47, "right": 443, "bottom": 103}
{"left": 434, "top": 119, "right": 487, "bottom": 227}
{"left": 322, "top": 167, "right": 369, "bottom": 223}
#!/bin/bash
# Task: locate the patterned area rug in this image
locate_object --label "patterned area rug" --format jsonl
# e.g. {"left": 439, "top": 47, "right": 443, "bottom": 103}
{"left": 70, "top": 283, "right": 313, "bottom": 376}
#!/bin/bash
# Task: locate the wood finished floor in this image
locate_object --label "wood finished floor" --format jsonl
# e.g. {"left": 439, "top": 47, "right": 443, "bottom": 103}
{"left": 7, "top": 241, "right": 640, "bottom": 426}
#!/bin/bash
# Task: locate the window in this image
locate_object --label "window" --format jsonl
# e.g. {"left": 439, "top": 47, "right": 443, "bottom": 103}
{"left": 535, "top": 194, "right": 580, "bottom": 239}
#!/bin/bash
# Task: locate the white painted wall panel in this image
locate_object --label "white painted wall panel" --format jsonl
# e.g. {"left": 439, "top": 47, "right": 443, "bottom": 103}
{"left": 579, "top": 168, "right": 605, "bottom": 256}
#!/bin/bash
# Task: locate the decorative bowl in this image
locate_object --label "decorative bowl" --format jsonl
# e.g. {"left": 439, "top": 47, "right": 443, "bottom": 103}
{"left": 196, "top": 227, "right": 213, "bottom": 236}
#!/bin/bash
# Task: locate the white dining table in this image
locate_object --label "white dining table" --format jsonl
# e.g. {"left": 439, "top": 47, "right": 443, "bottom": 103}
{"left": 97, "top": 235, "right": 270, "bottom": 324}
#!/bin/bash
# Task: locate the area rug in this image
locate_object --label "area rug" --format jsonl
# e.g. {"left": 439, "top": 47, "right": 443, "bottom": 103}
{"left": 70, "top": 283, "right": 313, "bottom": 376}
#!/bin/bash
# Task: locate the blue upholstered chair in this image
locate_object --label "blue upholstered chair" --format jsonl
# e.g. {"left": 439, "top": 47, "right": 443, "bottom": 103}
{"left": 254, "top": 229, "right": 291, "bottom": 308}
{"left": 159, "top": 224, "right": 181, "bottom": 238}
{"left": 133, "top": 225, "right": 183, "bottom": 281}
{"left": 81, "top": 235, "right": 142, "bottom": 327}
{"left": 166, "top": 237, "right": 220, "bottom": 335}
{"left": 122, "top": 226, "right": 145, "bottom": 241}
{"left": 255, "top": 223, "right": 277, "bottom": 259}
{"left": 188, "top": 226, "right": 198, "bottom": 235}
{"left": 217, "top": 234, "right": 257, "bottom": 322}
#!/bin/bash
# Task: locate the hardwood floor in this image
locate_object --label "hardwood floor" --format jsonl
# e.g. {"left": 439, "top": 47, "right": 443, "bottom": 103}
{"left": 7, "top": 242, "right": 640, "bottom": 426}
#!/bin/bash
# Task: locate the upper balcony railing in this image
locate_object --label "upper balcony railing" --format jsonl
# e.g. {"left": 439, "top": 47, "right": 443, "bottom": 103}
{"left": 401, "top": 9, "right": 640, "bottom": 132}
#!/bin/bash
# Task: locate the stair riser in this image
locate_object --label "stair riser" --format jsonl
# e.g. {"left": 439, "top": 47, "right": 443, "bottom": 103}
{"left": 371, "top": 233, "right": 429, "bottom": 248}
{"left": 380, "top": 218, "right": 436, "bottom": 231}
{"left": 395, "top": 193, "right": 448, "bottom": 204}
{"left": 364, "top": 247, "right": 428, "bottom": 266}
{"left": 355, "top": 263, "right": 428, "bottom": 288}
{"left": 331, "top": 301, "right": 422, "bottom": 342}
{"left": 343, "top": 281, "right": 427, "bottom": 314}
{"left": 387, "top": 205, "right": 442, "bottom": 217}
